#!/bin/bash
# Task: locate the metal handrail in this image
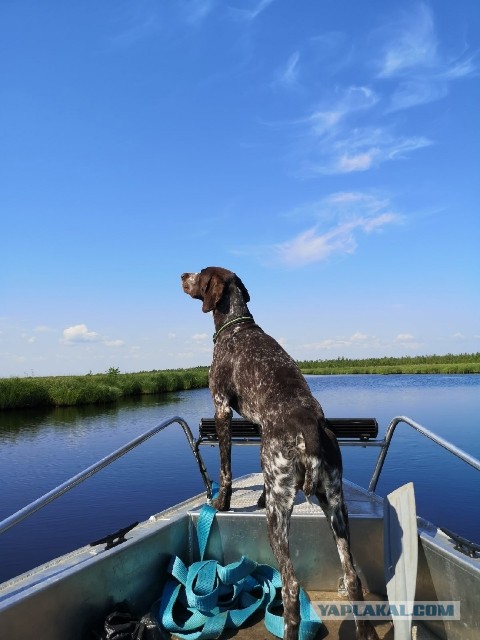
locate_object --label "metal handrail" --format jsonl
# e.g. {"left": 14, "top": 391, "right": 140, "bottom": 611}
{"left": 0, "top": 416, "right": 212, "bottom": 536}
{"left": 368, "top": 415, "right": 480, "bottom": 493}
{"left": 3, "top": 413, "right": 478, "bottom": 534}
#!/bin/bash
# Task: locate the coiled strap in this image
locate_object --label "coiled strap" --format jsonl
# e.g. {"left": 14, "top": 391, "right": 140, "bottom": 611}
{"left": 157, "top": 489, "right": 322, "bottom": 639}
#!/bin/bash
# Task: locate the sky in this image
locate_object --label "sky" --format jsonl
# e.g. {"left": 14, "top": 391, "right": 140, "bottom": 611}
{"left": 1, "top": 0, "right": 479, "bottom": 377}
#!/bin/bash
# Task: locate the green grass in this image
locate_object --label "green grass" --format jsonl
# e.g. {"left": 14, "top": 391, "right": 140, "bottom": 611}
{"left": 0, "top": 367, "right": 209, "bottom": 410}
{"left": 298, "top": 353, "right": 480, "bottom": 375}
{"left": 1, "top": 354, "right": 479, "bottom": 410}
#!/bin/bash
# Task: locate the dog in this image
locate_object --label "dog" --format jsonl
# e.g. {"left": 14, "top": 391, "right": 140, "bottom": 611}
{"left": 181, "top": 267, "right": 378, "bottom": 640}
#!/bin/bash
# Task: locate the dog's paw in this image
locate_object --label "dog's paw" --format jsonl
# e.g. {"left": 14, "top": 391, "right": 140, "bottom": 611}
{"left": 212, "top": 495, "right": 231, "bottom": 511}
{"left": 356, "top": 621, "right": 379, "bottom": 640}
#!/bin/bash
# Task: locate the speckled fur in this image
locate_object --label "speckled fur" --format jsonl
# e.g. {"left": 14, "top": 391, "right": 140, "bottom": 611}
{"left": 181, "top": 267, "right": 379, "bottom": 640}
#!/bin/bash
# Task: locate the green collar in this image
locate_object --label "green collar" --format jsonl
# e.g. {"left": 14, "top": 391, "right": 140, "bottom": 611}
{"left": 213, "top": 316, "right": 254, "bottom": 343}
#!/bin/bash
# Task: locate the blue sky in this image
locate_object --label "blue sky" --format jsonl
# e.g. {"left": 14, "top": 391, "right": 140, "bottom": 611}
{"left": 1, "top": 0, "right": 479, "bottom": 377}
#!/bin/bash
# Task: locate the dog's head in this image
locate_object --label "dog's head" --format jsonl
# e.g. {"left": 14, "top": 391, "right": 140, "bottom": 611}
{"left": 181, "top": 267, "right": 250, "bottom": 313}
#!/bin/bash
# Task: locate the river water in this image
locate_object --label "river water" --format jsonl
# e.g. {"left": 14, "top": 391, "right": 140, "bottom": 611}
{"left": 0, "top": 374, "right": 479, "bottom": 584}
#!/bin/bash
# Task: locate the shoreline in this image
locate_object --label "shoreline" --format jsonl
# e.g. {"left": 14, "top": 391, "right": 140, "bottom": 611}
{"left": 1, "top": 354, "right": 479, "bottom": 411}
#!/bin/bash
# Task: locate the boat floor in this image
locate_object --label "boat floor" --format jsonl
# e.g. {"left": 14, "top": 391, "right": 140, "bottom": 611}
{"left": 171, "top": 590, "right": 436, "bottom": 640}
{"left": 173, "top": 591, "right": 438, "bottom": 640}
{"left": 205, "top": 591, "right": 393, "bottom": 640}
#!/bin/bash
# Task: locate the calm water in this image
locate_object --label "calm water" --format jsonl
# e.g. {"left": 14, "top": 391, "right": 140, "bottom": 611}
{"left": 0, "top": 375, "right": 479, "bottom": 584}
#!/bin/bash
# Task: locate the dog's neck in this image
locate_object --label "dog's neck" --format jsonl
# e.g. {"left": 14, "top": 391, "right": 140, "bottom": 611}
{"left": 212, "top": 283, "right": 253, "bottom": 338}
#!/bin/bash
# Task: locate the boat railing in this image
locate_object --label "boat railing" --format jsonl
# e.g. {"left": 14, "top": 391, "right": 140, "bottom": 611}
{"left": 0, "top": 416, "right": 212, "bottom": 536}
{"left": 2, "top": 414, "right": 479, "bottom": 536}
{"left": 368, "top": 415, "right": 480, "bottom": 492}
{"left": 196, "top": 416, "right": 480, "bottom": 496}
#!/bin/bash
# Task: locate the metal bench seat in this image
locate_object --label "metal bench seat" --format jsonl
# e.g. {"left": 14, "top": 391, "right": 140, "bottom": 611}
{"left": 197, "top": 417, "right": 378, "bottom": 446}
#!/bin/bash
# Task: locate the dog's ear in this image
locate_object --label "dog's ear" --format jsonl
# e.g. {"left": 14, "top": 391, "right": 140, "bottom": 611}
{"left": 201, "top": 272, "right": 227, "bottom": 313}
{"left": 234, "top": 275, "right": 250, "bottom": 303}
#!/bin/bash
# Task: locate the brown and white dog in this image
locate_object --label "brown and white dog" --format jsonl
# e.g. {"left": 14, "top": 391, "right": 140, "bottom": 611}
{"left": 181, "top": 267, "right": 378, "bottom": 640}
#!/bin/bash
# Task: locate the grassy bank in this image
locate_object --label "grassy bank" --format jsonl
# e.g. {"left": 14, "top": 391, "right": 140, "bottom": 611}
{"left": 298, "top": 353, "right": 480, "bottom": 375}
{"left": 1, "top": 354, "right": 479, "bottom": 410}
{"left": 0, "top": 367, "right": 209, "bottom": 410}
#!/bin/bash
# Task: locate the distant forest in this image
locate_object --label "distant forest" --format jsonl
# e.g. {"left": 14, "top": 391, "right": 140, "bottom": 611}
{"left": 298, "top": 353, "right": 480, "bottom": 375}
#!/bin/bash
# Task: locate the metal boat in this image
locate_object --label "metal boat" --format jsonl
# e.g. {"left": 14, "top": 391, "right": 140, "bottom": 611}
{"left": 0, "top": 415, "right": 479, "bottom": 640}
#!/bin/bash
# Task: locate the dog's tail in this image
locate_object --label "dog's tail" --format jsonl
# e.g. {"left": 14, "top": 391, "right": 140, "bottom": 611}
{"left": 296, "top": 432, "right": 319, "bottom": 498}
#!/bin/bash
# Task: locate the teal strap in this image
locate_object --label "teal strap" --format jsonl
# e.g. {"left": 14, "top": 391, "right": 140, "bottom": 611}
{"left": 197, "top": 504, "right": 217, "bottom": 561}
{"left": 157, "top": 495, "right": 322, "bottom": 639}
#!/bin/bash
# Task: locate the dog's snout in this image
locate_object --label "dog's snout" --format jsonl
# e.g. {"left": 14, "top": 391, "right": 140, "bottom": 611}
{"left": 181, "top": 271, "right": 198, "bottom": 294}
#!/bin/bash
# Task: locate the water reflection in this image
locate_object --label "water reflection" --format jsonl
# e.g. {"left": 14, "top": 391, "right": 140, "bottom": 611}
{"left": 0, "top": 393, "right": 181, "bottom": 442}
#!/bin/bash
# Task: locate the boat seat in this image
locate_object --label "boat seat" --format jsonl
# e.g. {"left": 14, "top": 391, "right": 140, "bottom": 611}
{"left": 197, "top": 417, "right": 378, "bottom": 445}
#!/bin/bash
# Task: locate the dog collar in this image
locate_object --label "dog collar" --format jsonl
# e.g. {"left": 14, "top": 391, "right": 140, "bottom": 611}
{"left": 213, "top": 316, "right": 254, "bottom": 343}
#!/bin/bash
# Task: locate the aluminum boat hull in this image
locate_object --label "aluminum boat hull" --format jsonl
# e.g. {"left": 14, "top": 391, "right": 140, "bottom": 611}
{"left": 0, "top": 473, "right": 478, "bottom": 640}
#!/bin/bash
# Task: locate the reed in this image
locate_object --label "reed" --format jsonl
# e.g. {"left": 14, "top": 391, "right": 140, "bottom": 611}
{"left": 298, "top": 353, "right": 480, "bottom": 375}
{"left": 0, "top": 367, "right": 209, "bottom": 410}
{"left": 0, "top": 378, "right": 51, "bottom": 409}
{"left": 47, "top": 379, "right": 123, "bottom": 407}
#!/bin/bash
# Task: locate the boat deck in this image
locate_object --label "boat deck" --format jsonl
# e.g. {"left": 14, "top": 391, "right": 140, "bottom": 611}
{"left": 223, "top": 473, "right": 384, "bottom": 516}
{"left": 165, "top": 472, "right": 384, "bottom": 518}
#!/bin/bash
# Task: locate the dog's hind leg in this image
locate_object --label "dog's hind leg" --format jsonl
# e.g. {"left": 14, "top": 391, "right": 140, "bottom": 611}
{"left": 316, "top": 467, "right": 379, "bottom": 640}
{"left": 262, "top": 445, "right": 300, "bottom": 640}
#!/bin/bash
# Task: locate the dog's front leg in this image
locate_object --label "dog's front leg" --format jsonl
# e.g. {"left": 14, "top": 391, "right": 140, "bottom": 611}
{"left": 213, "top": 402, "right": 232, "bottom": 511}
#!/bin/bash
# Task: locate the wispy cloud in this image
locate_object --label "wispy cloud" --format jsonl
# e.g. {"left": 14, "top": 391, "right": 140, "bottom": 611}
{"left": 394, "top": 333, "right": 422, "bottom": 349}
{"left": 386, "top": 52, "right": 478, "bottom": 112}
{"left": 233, "top": 191, "right": 402, "bottom": 267}
{"left": 441, "top": 55, "right": 477, "bottom": 80}
{"left": 273, "top": 192, "right": 402, "bottom": 266}
{"left": 104, "top": 340, "right": 125, "bottom": 348}
{"left": 192, "top": 333, "right": 208, "bottom": 341}
{"left": 229, "top": 0, "right": 276, "bottom": 21}
{"left": 302, "top": 332, "right": 380, "bottom": 351}
{"left": 278, "top": 83, "right": 432, "bottom": 175}
{"left": 305, "top": 86, "right": 379, "bottom": 137}
{"left": 387, "top": 81, "right": 448, "bottom": 112}
{"left": 34, "top": 325, "right": 53, "bottom": 333}
{"left": 299, "top": 331, "right": 425, "bottom": 355}
{"left": 375, "top": 3, "right": 477, "bottom": 111}
{"left": 395, "top": 333, "right": 415, "bottom": 342}
{"left": 277, "top": 213, "right": 397, "bottom": 266}
{"left": 274, "top": 51, "right": 301, "bottom": 88}
{"left": 302, "top": 121, "right": 432, "bottom": 175}
{"left": 269, "top": 5, "right": 475, "bottom": 176}
{"left": 377, "top": 3, "right": 438, "bottom": 78}
{"left": 108, "top": 12, "right": 159, "bottom": 49}
{"left": 180, "top": 0, "right": 216, "bottom": 26}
